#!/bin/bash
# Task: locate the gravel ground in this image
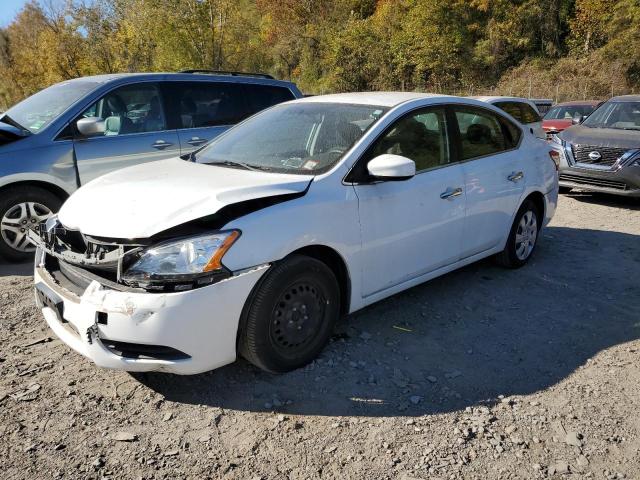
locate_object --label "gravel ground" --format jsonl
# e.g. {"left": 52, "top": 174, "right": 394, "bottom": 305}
{"left": 0, "top": 192, "right": 639, "bottom": 480}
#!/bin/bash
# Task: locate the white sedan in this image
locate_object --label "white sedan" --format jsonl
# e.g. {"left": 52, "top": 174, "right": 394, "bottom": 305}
{"left": 30, "top": 92, "right": 558, "bottom": 374}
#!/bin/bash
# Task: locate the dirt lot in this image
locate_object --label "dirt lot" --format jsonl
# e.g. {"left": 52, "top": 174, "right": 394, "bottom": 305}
{"left": 0, "top": 193, "right": 639, "bottom": 480}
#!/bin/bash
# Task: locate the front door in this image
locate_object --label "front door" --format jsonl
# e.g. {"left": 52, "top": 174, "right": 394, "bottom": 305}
{"left": 73, "top": 82, "right": 180, "bottom": 184}
{"left": 353, "top": 107, "right": 466, "bottom": 297}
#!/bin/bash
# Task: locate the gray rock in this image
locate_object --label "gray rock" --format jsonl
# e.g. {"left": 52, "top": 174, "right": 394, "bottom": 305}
{"left": 565, "top": 431, "right": 583, "bottom": 448}
{"left": 409, "top": 395, "right": 422, "bottom": 405}
{"left": 112, "top": 432, "right": 137, "bottom": 442}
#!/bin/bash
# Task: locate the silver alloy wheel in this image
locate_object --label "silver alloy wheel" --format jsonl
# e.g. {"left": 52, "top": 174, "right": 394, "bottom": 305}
{"left": 1, "top": 202, "right": 53, "bottom": 253}
{"left": 514, "top": 210, "right": 538, "bottom": 261}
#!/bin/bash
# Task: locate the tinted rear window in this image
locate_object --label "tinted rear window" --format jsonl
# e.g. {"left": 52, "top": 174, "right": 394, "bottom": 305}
{"left": 244, "top": 84, "right": 295, "bottom": 115}
{"left": 520, "top": 103, "right": 541, "bottom": 124}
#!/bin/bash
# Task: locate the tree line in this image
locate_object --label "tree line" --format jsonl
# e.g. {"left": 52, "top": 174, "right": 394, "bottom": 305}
{"left": 1, "top": 0, "right": 639, "bottom": 110}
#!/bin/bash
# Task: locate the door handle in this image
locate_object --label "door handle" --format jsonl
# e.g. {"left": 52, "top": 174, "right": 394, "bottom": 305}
{"left": 440, "top": 187, "right": 463, "bottom": 200}
{"left": 187, "top": 137, "right": 207, "bottom": 146}
{"left": 508, "top": 171, "right": 524, "bottom": 182}
{"left": 152, "top": 140, "right": 173, "bottom": 150}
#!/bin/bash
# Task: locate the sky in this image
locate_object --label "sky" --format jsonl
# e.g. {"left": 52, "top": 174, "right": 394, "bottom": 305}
{"left": 0, "top": 0, "right": 30, "bottom": 27}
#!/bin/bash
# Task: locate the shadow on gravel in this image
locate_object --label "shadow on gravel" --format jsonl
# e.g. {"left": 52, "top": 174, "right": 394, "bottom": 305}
{"left": 564, "top": 191, "right": 640, "bottom": 210}
{"left": 0, "top": 261, "right": 32, "bottom": 277}
{"left": 136, "top": 225, "right": 640, "bottom": 417}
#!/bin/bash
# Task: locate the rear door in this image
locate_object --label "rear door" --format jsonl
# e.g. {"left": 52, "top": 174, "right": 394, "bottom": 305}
{"left": 453, "top": 105, "right": 526, "bottom": 258}
{"left": 73, "top": 82, "right": 180, "bottom": 184}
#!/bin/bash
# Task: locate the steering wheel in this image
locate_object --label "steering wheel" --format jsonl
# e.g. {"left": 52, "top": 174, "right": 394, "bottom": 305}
{"left": 325, "top": 147, "right": 346, "bottom": 155}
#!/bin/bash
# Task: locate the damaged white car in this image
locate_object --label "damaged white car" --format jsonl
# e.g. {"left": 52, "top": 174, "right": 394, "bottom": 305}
{"left": 31, "top": 92, "right": 558, "bottom": 375}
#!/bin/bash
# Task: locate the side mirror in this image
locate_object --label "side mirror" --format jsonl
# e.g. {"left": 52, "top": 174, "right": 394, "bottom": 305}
{"left": 76, "top": 117, "right": 105, "bottom": 137}
{"left": 367, "top": 154, "right": 415, "bottom": 181}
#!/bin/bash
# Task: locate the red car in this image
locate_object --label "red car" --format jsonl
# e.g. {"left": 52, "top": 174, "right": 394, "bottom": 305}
{"left": 542, "top": 100, "right": 601, "bottom": 138}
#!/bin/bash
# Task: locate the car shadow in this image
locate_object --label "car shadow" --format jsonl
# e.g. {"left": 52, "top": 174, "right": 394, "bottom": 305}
{"left": 0, "top": 261, "right": 32, "bottom": 277}
{"left": 134, "top": 226, "right": 640, "bottom": 417}
{"left": 564, "top": 191, "right": 640, "bottom": 210}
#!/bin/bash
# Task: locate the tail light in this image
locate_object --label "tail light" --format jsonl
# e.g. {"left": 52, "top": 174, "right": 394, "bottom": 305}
{"left": 548, "top": 150, "right": 560, "bottom": 171}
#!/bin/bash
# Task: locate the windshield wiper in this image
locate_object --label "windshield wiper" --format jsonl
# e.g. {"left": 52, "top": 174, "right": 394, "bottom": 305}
{"left": 207, "top": 160, "right": 271, "bottom": 172}
{"left": 0, "top": 114, "right": 30, "bottom": 135}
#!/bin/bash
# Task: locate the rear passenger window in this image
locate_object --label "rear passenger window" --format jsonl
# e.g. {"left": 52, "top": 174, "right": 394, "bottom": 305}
{"left": 175, "top": 82, "right": 247, "bottom": 128}
{"left": 520, "top": 103, "right": 541, "bottom": 124}
{"left": 495, "top": 102, "right": 523, "bottom": 123}
{"left": 455, "top": 108, "right": 509, "bottom": 160}
{"left": 244, "top": 85, "right": 295, "bottom": 115}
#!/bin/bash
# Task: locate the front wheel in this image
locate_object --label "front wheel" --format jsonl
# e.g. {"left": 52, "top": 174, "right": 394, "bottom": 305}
{"left": 238, "top": 255, "right": 340, "bottom": 373}
{"left": 0, "top": 186, "right": 62, "bottom": 262}
{"left": 495, "top": 200, "right": 540, "bottom": 268}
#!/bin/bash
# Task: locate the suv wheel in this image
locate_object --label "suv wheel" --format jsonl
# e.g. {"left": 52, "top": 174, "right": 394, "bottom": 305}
{"left": 239, "top": 255, "right": 340, "bottom": 373}
{"left": 0, "top": 186, "right": 62, "bottom": 262}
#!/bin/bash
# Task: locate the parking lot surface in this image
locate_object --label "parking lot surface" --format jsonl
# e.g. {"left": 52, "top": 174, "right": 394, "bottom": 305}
{"left": 0, "top": 193, "right": 639, "bottom": 479}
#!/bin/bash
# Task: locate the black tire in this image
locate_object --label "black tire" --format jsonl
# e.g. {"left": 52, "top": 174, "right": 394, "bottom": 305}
{"left": 559, "top": 186, "right": 572, "bottom": 194}
{"left": 0, "top": 186, "right": 63, "bottom": 263}
{"left": 495, "top": 199, "right": 541, "bottom": 269}
{"left": 238, "top": 254, "right": 340, "bottom": 373}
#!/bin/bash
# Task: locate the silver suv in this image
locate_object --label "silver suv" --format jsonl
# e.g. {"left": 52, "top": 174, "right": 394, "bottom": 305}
{"left": 0, "top": 71, "right": 301, "bottom": 261}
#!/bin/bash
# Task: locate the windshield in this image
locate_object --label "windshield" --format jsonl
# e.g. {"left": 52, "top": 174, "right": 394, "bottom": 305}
{"left": 196, "top": 102, "right": 388, "bottom": 174}
{"left": 581, "top": 101, "right": 640, "bottom": 130}
{"left": 3, "top": 80, "right": 99, "bottom": 133}
{"left": 544, "top": 104, "right": 596, "bottom": 121}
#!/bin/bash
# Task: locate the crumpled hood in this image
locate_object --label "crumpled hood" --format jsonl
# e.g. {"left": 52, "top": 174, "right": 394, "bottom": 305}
{"left": 58, "top": 158, "right": 312, "bottom": 239}
{"left": 560, "top": 125, "right": 640, "bottom": 149}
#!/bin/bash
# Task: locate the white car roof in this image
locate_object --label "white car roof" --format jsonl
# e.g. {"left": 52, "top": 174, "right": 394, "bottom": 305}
{"left": 295, "top": 92, "right": 449, "bottom": 107}
{"left": 472, "top": 96, "right": 536, "bottom": 105}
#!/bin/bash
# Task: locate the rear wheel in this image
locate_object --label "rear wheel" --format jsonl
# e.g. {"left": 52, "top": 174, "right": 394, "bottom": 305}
{"left": 0, "top": 186, "right": 62, "bottom": 262}
{"left": 495, "top": 199, "right": 540, "bottom": 268}
{"left": 239, "top": 255, "right": 340, "bottom": 373}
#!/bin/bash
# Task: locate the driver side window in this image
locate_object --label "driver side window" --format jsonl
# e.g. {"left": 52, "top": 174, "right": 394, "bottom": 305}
{"left": 80, "top": 84, "right": 166, "bottom": 136}
{"left": 369, "top": 107, "right": 450, "bottom": 172}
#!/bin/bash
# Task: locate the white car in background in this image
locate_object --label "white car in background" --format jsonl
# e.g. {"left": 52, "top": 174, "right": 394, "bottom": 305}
{"left": 30, "top": 92, "right": 558, "bottom": 375}
{"left": 473, "top": 96, "right": 546, "bottom": 139}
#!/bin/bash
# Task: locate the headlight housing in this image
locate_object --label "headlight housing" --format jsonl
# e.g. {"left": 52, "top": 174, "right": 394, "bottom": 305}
{"left": 549, "top": 133, "right": 563, "bottom": 146}
{"left": 122, "top": 230, "right": 240, "bottom": 291}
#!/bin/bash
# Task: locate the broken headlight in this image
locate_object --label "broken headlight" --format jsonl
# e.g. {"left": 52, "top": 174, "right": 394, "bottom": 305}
{"left": 121, "top": 230, "right": 240, "bottom": 290}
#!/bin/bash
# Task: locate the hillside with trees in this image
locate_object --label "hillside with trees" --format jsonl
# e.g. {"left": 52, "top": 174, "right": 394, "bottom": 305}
{"left": 1, "top": 0, "right": 639, "bottom": 109}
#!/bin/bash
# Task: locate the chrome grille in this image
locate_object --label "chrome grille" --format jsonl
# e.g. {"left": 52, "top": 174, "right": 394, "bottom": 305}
{"left": 571, "top": 144, "right": 628, "bottom": 167}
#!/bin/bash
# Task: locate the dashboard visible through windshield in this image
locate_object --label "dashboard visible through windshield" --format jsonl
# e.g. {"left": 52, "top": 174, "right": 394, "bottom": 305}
{"left": 197, "top": 102, "right": 388, "bottom": 174}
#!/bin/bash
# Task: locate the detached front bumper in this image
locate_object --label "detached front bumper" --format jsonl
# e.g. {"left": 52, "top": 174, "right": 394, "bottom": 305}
{"left": 34, "top": 249, "right": 268, "bottom": 375}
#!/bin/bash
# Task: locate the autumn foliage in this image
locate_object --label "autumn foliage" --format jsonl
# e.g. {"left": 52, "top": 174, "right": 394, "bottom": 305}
{"left": 1, "top": 0, "right": 639, "bottom": 109}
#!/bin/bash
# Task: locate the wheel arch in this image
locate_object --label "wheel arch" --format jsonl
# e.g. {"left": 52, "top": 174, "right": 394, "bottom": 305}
{"left": 0, "top": 179, "right": 70, "bottom": 203}
{"left": 521, "top": 190, "right": 545, "bottom": 228}
{"left": 288, "top": 245, "right": 351, "bottom": 315}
